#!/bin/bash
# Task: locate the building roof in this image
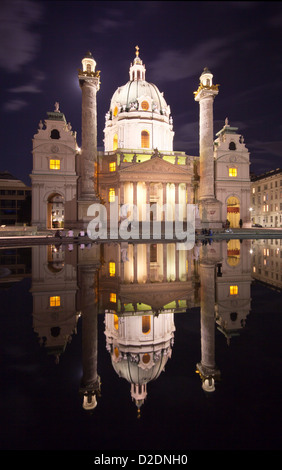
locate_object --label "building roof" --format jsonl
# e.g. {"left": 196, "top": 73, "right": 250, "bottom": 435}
{"left": 0, "top": 171, "right": 18, "bottom": 181}
{"left": 251, "top": 168, "right": 282, "bottom": 182}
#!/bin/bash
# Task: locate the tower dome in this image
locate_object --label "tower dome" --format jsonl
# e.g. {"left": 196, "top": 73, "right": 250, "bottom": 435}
{"left": 104, "top": 46, "right": 174, "bottom": 152}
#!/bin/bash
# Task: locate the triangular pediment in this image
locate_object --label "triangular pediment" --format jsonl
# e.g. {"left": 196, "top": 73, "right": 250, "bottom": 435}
{"left": 119, "top": 155, "right": 192, "bottom": 182}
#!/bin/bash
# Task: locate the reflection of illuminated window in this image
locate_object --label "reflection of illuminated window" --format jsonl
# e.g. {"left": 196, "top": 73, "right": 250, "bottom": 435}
{"left": 50, "top": 296, "right": 60, "bottom": 307}
{"left": 142, "top": 353, "right": 150, "bottom": 364}
{"left": 109, "top": 261, "right": 116, "bottom": 277}
{"left": 229, "top": 168, "right": 237, "bottom": 177}
{"left": 230, "top": 285, "right": 238, "bottom": 295}
{"left": 114, "top": 314, "right": 119, "bottom": 330}
{"left": 50, "top": 159, "right": 60, "bottom": 170}
{"left": 142, "top": 315, "right": 151, "bottom": 334}
{"left": 113, "top": 133, "right": 118, "bottom": 150}
{"left": 110, "top": 292, "right": 116, "bottom": 303}
{"left": 109, "top": 162, "right": 116, "bottom": 172}
{"left": 109, "top": 188, "right": 115, "bottom": 202}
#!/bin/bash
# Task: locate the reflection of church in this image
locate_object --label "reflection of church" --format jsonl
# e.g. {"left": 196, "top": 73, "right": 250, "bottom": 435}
{"left": 28, "top": 237, "right": 252, "bottom": 412}
{"left": 31, "top": 48, "right": 251, "bottom": 231}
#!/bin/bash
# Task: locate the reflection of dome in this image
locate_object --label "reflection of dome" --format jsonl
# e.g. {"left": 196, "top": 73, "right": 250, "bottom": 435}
{"left": 105, "top": 311, "right": 175, "bottom": 412}
{"left": 111, "top": 350, "right": 170, "bottom": 384}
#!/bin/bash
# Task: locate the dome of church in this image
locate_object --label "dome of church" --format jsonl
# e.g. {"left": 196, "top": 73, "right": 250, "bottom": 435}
{"left": 110, "top": 77, "right": 169, "bottom": 115}
{"left": 103, "top": 46, "right": 174, "bottom": 152}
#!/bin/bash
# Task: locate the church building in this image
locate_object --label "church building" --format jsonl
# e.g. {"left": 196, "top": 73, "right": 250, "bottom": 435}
{"left": 30, "top": 48, "right": 251, "bottom": 232}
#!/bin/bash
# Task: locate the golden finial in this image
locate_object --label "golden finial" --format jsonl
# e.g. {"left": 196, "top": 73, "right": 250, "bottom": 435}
{"left": 135, "top": 45, "right": 139, "bottom": 57}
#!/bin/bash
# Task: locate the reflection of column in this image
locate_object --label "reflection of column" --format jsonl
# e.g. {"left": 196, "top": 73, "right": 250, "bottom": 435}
{"left": 79, "top": 265, "right": 101, "bottom": 410}
{"left": 146, "top": 244, "right": 150, "bottom": 282}
{"left": 175, "top": 246, "right": 179, "bottom": 281}
{"left": 163, "top": 243, "right": 167, "bottom": 282}
{"left": 196, "top": 262, "right": 220, "bottom": 392}
{"left": 134, "top": 243, "right": 137, "bottom": 282}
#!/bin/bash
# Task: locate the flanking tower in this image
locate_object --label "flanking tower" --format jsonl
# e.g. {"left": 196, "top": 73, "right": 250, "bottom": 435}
{"left": 194, "top": 68, "right": 222, "bottom": 228}
{"left": 77, "top": 51, "right": 101, "bottom": 228}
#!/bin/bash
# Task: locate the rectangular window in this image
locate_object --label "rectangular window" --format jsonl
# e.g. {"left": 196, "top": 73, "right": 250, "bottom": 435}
{"left": 109, "top": 162, "right": 116, "bottom": 172}
{"left": 50, "top": 159, "right": 60, "bottom": 170}
{"left": 50, "top": 296, "right": 60, "bottom": 307}
{"left": 229, "top": 168, "right": 237, "bottom": 177}
{"left": 110, "top": 292, "right": 116, "bottom": 303}
{"left": 230, "top": 285, "right": 238, "bottom": 295}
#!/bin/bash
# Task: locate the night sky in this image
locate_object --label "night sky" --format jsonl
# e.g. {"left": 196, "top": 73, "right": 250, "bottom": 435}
{"left": 0, "top": 1, "right": 281, "bottom": 186}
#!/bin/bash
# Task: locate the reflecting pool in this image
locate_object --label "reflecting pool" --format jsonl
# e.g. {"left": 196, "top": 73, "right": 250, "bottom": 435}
{"left": 0, "top": 238, "right": 281, "bottom": 452}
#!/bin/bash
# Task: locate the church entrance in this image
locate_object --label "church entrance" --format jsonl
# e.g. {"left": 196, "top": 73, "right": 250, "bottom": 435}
{"left": 47, "top": 193, "right": 64, "bottom": 229}
{"left": 227, "top": 196, "right": 240, "bottom": 228}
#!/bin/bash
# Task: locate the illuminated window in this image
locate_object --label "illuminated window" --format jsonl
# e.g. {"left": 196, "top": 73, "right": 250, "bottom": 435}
{"left": 252, "top": 188, "right": 255, "bottom": 194}
{"left": 229, "top": 168, "right": 237, "bottom": 177}
{"left": 109, "top": 188, "right": 115, "bottom": 202}
{"left": 230, "top": 285, "right": 238, "bottom": 295}
{"left": 50, "top": 296, "right": 60, "bottom": 307}
{"left": 50, "top": 159, "right": 60, "bottom": 170}
{"left": 141, "top": 101, "right": 149, "bottom": 111}
{"left": 110, "top": 292, "right": 116, "bottom": 303}
{"left": 142, "top": 315, "right": 151, "bottom": 334}
{"left": 109, "top": 261, "right": 116, "bottom": 277}
{"left": 113, "top": 133, "right": 118, "bottom": 150}
{"left": 109, "top": 162, "right": 116, "bottom": 172}
{"left": 141, "top": 130, "right": 150, "bottom": 148}
{"left": 114, "top": 346, "right": 119, "bottom": 357}
{"left": 113, "top": 314, "right": 119, "bottom": 330}
{"left": 113, "top": 106, "right": 118, "bottom": 117}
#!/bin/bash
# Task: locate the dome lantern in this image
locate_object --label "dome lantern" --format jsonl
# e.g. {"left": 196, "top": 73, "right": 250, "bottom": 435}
{"left": 129, "top": 46, "right": 146, "bottom": 81}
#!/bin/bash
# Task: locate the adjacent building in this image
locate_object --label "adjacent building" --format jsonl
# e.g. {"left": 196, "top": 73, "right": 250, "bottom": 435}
{"left": 0, "top": 171, "right": 31, "bottom": 226}
{"left": 251, "top": 168, "right": 282, "bottom": 228}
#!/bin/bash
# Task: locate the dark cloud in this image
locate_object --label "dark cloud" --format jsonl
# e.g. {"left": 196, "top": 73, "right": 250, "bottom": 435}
{"left": 3, "top": 99, "right": 28, "bottom": 112}
{"left": 0, "top": 0, "right": 44, "bottom": 73}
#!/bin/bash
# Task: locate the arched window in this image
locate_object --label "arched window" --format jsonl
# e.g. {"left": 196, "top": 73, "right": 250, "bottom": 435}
{"left": 142, "top": 315, "right": 151, "bottom": 334}
{"left": 113, "top": 106, "right": 118, "bottom": 117}
{"left": 229, "top": 141, "right": 236, "bottom": 150}
{"left": 86, "top": 64, "right": 91, "bottom": 73}
{"left": 109, "top": 188, "right": 115, "bottom": 202}
{"left": 50, "top": 129, "right": 60, "bottom": 139}
{"left": 141, "top": 130, "right": 149, "bottom": 148}
{"left": 113, "top": 314, "right": 119, "bottom": 330}
{"left": 113, "top": 133, "right": 118, "bottom": 150}
{"left": 109, "top": 261, "right": 116, "bottom": 277}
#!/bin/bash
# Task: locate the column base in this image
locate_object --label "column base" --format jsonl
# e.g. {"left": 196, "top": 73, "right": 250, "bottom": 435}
{"left": 77, "top": 197, "right": 102, "bottom": 230}
{"left": 199, "top": 198, "right": 223, "bottom": 228}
